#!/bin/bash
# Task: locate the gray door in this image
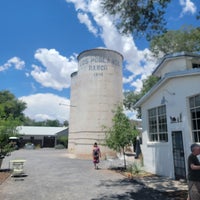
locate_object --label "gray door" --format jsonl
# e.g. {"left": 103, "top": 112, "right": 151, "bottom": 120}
{"left": 172, "top": 131, "right": 186, "bottom": 180}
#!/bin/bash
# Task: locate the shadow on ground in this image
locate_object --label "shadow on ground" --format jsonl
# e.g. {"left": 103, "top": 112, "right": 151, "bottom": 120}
{"left": 92, "top": 178, "right": 188, "bottom": 200}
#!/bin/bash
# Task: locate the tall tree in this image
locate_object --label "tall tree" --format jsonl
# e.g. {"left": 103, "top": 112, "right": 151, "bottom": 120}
{"left": 150, "top": 26, "right": 200, "bottom": 58}
{"left": 23, "top": 117, "right": 67, "bottom": 127}
{"left": 0, "top": 90, "right": 26, "bottom": 159}
{"left": 102, "top": 0, "right": 171, "bottom": 39}
{"left": 101, "top": 1, "right": 199, "bottom": 39}
{"left": 0, "top": 90, "right": 26, "bottom": 121}
{"left": 104, "top": 105, "right": 139, "bottom": 169}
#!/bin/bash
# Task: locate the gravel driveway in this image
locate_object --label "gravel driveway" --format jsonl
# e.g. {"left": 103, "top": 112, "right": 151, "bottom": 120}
{"left": 0, "top": 149, "right": 188, "bottom": 200}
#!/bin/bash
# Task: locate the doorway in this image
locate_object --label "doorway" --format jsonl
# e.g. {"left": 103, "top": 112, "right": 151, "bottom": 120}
{"left": 172, "top": 131, "right": 186, "bottom": 180}
{"left": 43, "top": 136, "right": 55, "bottom": 147}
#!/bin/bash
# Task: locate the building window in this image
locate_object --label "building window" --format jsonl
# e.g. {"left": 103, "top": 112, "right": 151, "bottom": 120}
{"left": 148, "top": 105, "right": 168, "bottom": 142}
{"left": 190, "top": 94, "right": 200, "bottom": 142}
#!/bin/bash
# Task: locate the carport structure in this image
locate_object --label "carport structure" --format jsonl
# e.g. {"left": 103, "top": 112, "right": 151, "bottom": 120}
{"left": 17, "top": 126, "right": 68, "bottom": 148}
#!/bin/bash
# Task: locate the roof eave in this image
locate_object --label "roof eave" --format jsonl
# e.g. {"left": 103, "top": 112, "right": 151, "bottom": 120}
{"left": 133, "top": 69, "right": 200, "bottom": 108}
{"left": 152, "top": 52, "right": 200, "bottom": 76}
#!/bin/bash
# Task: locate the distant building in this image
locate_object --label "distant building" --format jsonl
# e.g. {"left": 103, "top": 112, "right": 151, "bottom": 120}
{"left": 17, "top": 126, "right": 68, "bottom": 148}
{"left": 134, "top": 52, "right": 200, "bottom": 180}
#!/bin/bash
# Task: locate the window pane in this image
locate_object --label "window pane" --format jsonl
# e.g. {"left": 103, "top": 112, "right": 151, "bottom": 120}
{"left": 193, "top": 131, "right": 200, "bottom": 143}
{"left": 189, "top": 97, "right": 195, "bottom": 108}
{"left": 192, "top": 120, "right": 197, "bottom": 130}
{"left": 197, "top": 119, "right": 200, "bottom": 129}
{"left": 196, "top": 108, "right": 200, "bottom": 118}
{"left": 149, "top": 108, "right": 156, "bottom": 117}
{"left": 190, "top": 94, "right": 200, "bottom": 143}
{"left": 191, "top": 109, "right": 196, "bottom": 119}
{"left": 148, "top": 105, "right": 167, "bottom": 142}
{"left": 159, "top": 115, "right": 166, "bottom": 123}
{"left": 158, "top": 105, "right": 166, "bottom": 115}
{"left": 159, "top": 133, "right": 168, "bottom": 142}
{"left": 195, "top": 95, "right": 200, "bottom": 107}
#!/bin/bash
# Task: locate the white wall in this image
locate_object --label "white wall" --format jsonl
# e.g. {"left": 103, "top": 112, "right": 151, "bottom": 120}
{"left": 156, "top": 57, "right": 188, "bottom": 78}
{"left": 141, "top": 74, "right": 200, "bottom": 178}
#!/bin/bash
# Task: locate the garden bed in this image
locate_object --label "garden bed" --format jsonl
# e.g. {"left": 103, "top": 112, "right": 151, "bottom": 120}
{"left": 0, "top": 169, "right": 11, "bottom": 185}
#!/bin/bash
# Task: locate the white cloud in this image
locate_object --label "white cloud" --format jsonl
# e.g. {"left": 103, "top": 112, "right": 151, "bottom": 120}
{"left": 19, "top": 93, "right": 70, "bottom": 122}
{"left": 65, "top": 0, "right": 156, "bottom": 92}
{"left": 0, "top": 57, "right": 25, "bottom": 72}
{"left": 123, "top": 75, "right": 134, "bottom": 84}
{"left": 124, "top": 109, "right": 138, "bottom": 120}
{"left": 131, "top": 78, "right": 143, "bottom": 93}
{"left": 31, "top": 48, "right": 78, "bottom": 91}
{"left": 66, "top": 0, "right": 87, "bottom": 11}
{"left": 179, "top": 0, "right": 197, "bottom": 17}
{"left": 77, "top": 12, "right": 98, "bottom": 36}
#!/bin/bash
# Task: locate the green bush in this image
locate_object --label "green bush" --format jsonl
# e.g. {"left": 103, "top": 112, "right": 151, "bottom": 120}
{"left": 57, "top": 136, "right": 68, "bottom": 148}
{"left": 127, "top": 162, "right": 143, "bottom": 175}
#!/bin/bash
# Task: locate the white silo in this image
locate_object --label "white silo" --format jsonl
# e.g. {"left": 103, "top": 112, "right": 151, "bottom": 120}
{"left": 68, "top": 48, "right": 123, "bottom": 158}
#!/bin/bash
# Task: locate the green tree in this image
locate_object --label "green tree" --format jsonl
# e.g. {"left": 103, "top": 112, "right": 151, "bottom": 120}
{"left": 0, "top": 118, "right": 20, "bottom": 156}
{"left": 57, "top": 135, "right": 68, "bottom": 148}
{"left": 102, "top": 1, "right": 200, "bottom": 39}
{"left": 0, "top": 90, "right": 26, "bottom": 161}
{"left": 104, "top": 105, "right": 139, "bottom": 169}
{"left": 150, "top": 26, "right": 200, "bottom": 58}
{"left": 63, "top": 120, "right": 69, "bottom": 127}
{"left": 102, "top": 0, "right": 171, "bottom": 39}
{"left": 0, "top": 90, "right": 26, "bottom": 121}
{"left": 45, "top": 119, "right": 60, "bottom": 127}
{"left": 124, "top": 75, "right": 160, "bottom": 118}
{"left": 23, "top": 118, "right": 66, "bottom": 127}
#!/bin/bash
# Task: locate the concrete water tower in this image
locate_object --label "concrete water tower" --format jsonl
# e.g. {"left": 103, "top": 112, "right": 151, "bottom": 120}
{"left": 68, "top": 48, "right": 123, "bottom": 158}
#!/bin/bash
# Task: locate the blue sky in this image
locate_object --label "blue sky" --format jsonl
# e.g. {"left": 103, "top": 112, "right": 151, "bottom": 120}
{"left": 0, "top": 0, "right": 199, "bottom": 122}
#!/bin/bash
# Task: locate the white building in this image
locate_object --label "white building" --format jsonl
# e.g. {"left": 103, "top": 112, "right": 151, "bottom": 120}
{"left": 134, "top": 52, "right": 200, "bottom": 180}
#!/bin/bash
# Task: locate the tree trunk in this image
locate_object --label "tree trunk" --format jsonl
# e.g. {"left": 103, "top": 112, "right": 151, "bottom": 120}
{"left": 123, "top": 148, "right": 126, "bottom": 169}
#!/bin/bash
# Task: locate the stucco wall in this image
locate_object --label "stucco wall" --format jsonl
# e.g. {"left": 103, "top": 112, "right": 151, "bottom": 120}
{"left": 68, "top": 49, "right": 123, "bottom": 158}
{"left": 141, "top": 74, "right": 200, "bottom": 178}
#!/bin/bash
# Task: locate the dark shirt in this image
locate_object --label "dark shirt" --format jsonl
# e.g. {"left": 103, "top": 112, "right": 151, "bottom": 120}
{"left": 188, "top": 153, "right": 200, "bottom": 182}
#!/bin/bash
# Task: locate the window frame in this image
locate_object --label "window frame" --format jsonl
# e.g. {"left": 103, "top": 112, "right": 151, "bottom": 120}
{"left": 148, "top": 105, "right": 168, "bottom": 142}
{"left": 189, "top": 94, "right": 200, "bottom": 142}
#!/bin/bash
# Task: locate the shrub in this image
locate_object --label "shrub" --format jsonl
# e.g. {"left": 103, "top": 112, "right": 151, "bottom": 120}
{"left": 57, "top": 136, "right": 68, "bottom": 148}
{"left": 127, "top": 162, "right": 143, "bottom": 175}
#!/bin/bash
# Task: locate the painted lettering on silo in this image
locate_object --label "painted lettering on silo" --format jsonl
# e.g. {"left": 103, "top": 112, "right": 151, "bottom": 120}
{"left": 68, "top": 48, "right": 123, "bottom": 158}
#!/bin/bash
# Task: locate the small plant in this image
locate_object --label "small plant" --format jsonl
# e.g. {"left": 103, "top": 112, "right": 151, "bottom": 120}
{"left": 127, "top": 162, "right": 143, "bottom": 175}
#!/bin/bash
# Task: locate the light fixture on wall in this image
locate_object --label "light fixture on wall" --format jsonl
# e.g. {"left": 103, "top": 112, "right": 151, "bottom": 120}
{"left": 161, "top": 96, "right": 168, "bottom": 104}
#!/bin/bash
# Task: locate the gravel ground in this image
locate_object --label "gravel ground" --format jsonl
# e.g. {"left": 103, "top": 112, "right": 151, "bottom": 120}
{"left": 0, "top": 149, "right": 188, "bottom": 200}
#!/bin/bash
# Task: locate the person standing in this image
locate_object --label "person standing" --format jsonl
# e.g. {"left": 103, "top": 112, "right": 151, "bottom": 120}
{"left": 187, "top": 143, "right": 200, "bottom": 200}
{"left": 92, "top": 142, "right": 101, "bottom": 169}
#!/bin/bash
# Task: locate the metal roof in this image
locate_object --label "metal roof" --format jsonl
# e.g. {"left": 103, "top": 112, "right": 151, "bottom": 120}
{"left": 17, "top": 126, "right": 68, "bottom": 136}
{"left": 134, "top": 69, "right": 200, "bottom": 108}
